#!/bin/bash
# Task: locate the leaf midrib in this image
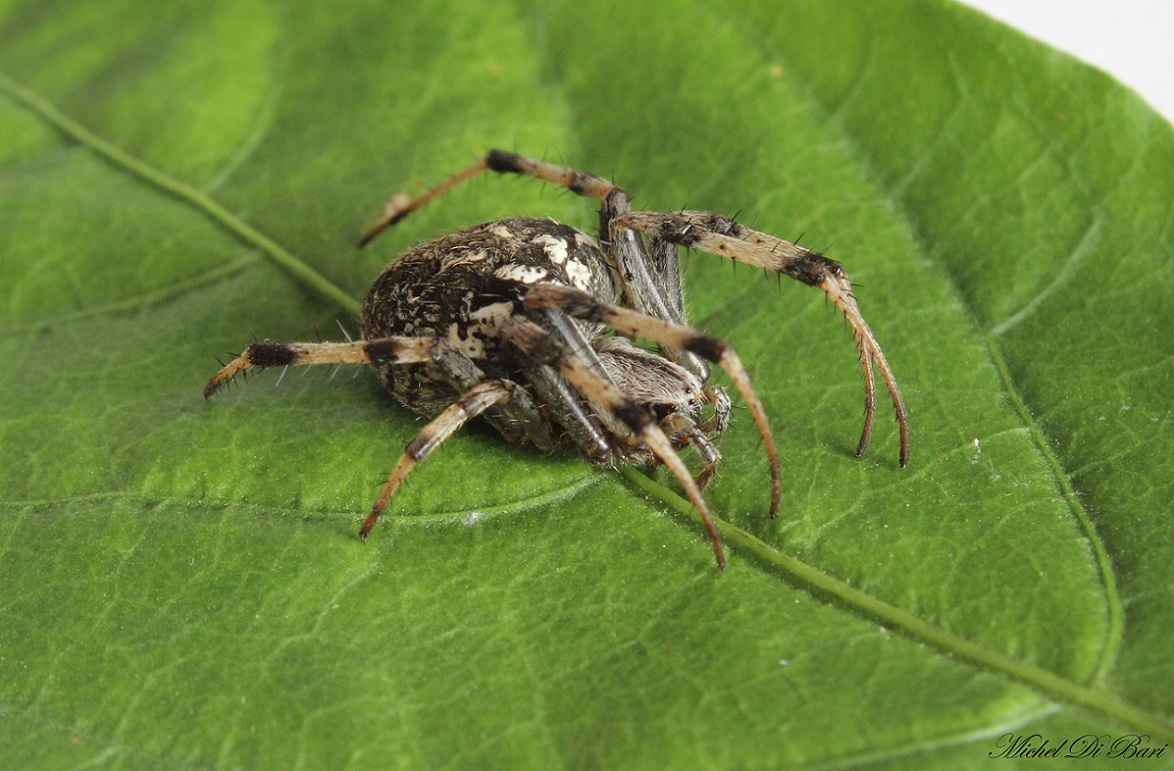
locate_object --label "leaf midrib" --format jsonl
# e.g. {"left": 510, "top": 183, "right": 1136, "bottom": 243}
{"left": 3, "top": 69, "right": 1170, "bottom": 741}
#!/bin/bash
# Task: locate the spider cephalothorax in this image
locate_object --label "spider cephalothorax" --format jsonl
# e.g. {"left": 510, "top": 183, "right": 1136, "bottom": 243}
{"left": 205, "top": 150, "right": 909, "bottom": 568}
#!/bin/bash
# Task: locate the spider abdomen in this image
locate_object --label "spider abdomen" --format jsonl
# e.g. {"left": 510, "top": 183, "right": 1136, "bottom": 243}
{"left": 360, "top": 217, "right": 616, "bottom": 417}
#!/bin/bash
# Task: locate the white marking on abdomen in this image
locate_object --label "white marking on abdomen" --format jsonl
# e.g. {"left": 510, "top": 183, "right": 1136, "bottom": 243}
{"left": 495, "top": 263, "right": 549, "bottom": 284}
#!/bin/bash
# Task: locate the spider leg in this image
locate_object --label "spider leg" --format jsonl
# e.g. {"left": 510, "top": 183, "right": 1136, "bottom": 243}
{"left": 613, "top": 211, "right": 910, "bottom": 468}
{"left": 204, "top": 338, "right": 435, "bottom": 399}
{"left": 358, "top": 380, "right": 522, "bottom": 540}
{"left": 499, "top": 315, "right": 728, "bottom": 569}
{"left": 359, "top": 150, "right": 623, "bottom": 246}
{"left": 523, "top": 283, "right": 782, "bottom": 519}
{"left": 205, "top": 334, "right": 558, "bottom": 451}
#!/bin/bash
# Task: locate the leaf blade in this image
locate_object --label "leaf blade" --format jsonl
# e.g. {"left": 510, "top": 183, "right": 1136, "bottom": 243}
{"left": 2, "top": 0, "right": 1172, "bottom": 768}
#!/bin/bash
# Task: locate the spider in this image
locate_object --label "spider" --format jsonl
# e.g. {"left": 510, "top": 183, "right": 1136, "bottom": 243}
{"left": 205, "top": 150, "right": 909, "bottom": 569}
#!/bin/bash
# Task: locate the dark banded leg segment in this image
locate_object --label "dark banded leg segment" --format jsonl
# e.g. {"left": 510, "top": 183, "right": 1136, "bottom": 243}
{"left": 500, "top": 315, "right": 728, "bottom": 569}
{"left": 523, "top": 283, "right": 782, "bottom": 519}
{"left": 358, "top": 380, "right": 521, "bottom": 540}
{"left": 203, "top": 337, "right": 435, "bottom": 399}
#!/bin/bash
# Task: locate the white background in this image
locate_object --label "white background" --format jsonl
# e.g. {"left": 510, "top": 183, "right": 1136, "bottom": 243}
{"left": 959, "top": 0, "right": 1174, "bottom": 125}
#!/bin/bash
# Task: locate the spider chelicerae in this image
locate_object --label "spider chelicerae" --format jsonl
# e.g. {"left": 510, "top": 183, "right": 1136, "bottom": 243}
{"left": 205, "top": 150, "right": 909, "bottom": 568}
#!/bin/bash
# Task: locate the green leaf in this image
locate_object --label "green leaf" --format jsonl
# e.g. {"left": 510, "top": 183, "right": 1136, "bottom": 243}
{"left": 2, "top": 0, "right": 1172, "bottom": 768}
